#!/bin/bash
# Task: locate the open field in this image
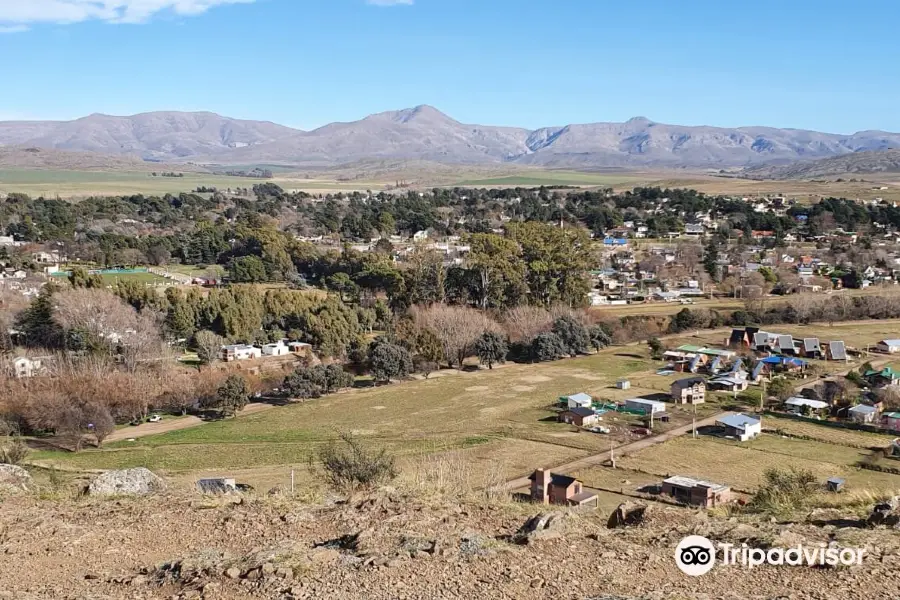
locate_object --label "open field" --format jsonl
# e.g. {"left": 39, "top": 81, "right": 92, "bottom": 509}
{"left": 616, "top": 434, "right": 900, "bottom": 494}
{"left": 763, "top": 413, "right": 897, "bottom": 449}
{"left": 50, "top": 270, "right": 170, "bottom": 285}
{"left": 454, "top": 171, "right": 647, "bottom": 188}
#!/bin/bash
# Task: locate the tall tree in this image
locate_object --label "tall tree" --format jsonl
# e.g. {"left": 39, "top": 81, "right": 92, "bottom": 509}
{"left": 474, "top": 331, "right": 508, "bottom": 369}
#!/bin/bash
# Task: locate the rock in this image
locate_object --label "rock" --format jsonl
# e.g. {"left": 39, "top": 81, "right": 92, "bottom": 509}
{"left": 607, "top": 501, "right": 647, "bottom": 529}
{"left": 130, "top": 574, "right": 148, "bottom": 586}
{"left": 513, "top": 513, "right": 567, "bottom": 544}
{"left": 275, "top": 567, "right": 293, "bottom": 580}
{"left": 0, "top": 464, "right": 31, "bottom": 492}
{"left": 87, "top": 468, "right": 166, "bottom": 496}
{"left": 261, "top": 563, "right": 276, "bottom": 576}
{"left": 225, "top": 567, "right": 241, "bottom": 580}
{"left": 183, "top": 591, "right": 201, "bottom": 600}
{"left": 867, "top": 501, "right": 900, "bottom": 528}
{"left": 196, "top": 478, "right": 237, "bottom": 495}
{"left": 244, "top": 568, "right": 260, "bottom": 581}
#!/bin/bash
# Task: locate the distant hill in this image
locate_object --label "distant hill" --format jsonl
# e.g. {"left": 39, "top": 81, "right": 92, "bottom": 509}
{"left": 2, "top": 106, "right": 900, "bottom": 170}
{"left": 741, "top": 149, "right": 900, "bottom": 180}
{"left": 0, "top": 146, "right": 201, "bottom": 172}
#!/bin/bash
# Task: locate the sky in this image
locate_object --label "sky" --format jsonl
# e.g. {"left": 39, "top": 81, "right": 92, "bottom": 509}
{"left": 1, "top": 0, "right": 899, "bottom": 133}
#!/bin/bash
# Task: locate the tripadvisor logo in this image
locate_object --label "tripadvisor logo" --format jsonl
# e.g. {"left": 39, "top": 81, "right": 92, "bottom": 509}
{"left": 675, "top": 535, "right": 866, "bottom": 576}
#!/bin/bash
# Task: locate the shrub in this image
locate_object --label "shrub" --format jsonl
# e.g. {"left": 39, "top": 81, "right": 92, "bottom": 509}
{"left": 530, "top": 332, "right": 567, "bottom": 362}
{"left": 0, "top": 437, "right": 28, "bottom": 465}
{"left": 369, "top": 340, "right": 413, "bottom": 383}
{"left": 552, "top": 315, "right": 590, "bottom": 356}
{"left": 647, "top": 337, "right": 664, "bottom": 360}
{"left": 317, "top": 432, "right": 397, "bottom": 494}
{"left": 474, "top": 331, "right": 508, "bottom": 369}
{"left": 748, "top": 467, "right": 819, "bottom": 515}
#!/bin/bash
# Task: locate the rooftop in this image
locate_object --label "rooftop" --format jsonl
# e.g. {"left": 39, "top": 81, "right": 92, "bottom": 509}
{"left": 663, "top": 475, "right": 730, "bottom": 493}
{"left": 717, "top": 414, "right": 761, "bottom": 430}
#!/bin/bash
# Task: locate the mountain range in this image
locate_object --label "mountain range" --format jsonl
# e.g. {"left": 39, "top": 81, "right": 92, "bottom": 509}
{"left": 1, "top": 105, "right": 899, "bottom": 170}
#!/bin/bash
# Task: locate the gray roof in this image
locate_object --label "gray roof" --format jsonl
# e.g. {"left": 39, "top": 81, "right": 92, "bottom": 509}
{"left": 567, "top": 407, "right": 596, "bottom": 417}
{"left": 753, "top": 332, "right": 770, "bottom": 347}
{"left": 785, "top": 397, "right": 829, "bottom": 409}
{"left": 672, "top": 377, "right": 706, "bottom": 389}
{"left": 828, "top": 341, "right": 847, "bottom": 360}
{"left": 777, "top": 335, "right": 794, "bottom": 350}
{"left": 849, "top": 404, "right": 877, "bottom": 414}
{"left": 717, "top": 414, "right": 761, "bottom": 431}
{"left": 880, "top": 339, "right": 900, "bottom": 347}
{"left": 567, "top": 393, "right": 593, "bottom": 404}
{"left": 803, "top": 338, "right": 820, "bottom": 352}
{"left": 663, "top": 475, "right": 730, "bottom": 493}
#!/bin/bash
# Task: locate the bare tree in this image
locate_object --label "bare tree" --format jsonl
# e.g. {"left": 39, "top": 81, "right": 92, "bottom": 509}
{"left": 412, "top": 305, "right": 500, "bottom": 368}
{"left": 501, "top": 305, "right": 552, "bottom": 343}
{"left": 194, "top": 330, "right": 225, "bottom": 367}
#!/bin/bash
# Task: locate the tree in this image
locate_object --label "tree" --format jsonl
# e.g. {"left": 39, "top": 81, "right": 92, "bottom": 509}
{"left": 474, "top": 331, "right": 508, "bottom": 369}
{"left": 16, "top": 287, "right": 64, "bottom": 349}
{"left": 282, "top": 364, "right": 354, "bottom": 399}
{"left": 589, "top": 324, "right": 612, "bottom": 352}
{"left": 229, "top": 255, "right": 268, "bottom": 283}
{"left": 551, "top": 315, "right": 590, "bottom": 356}
{"left": 466, "top": 233, "right": 527, "bottom": 309}
{"left": 413, "top": 304, "right": 499, "bottom": 369}
{"left": 530, "top": 332, "right": 567, "bottom": 362}
{"left": 767, "top": 377, "right": 794, "bottom": 403}
{"left": 316, "top": 432, "right": 397, "bottom": 495}
{"left": 324, "top": 364, "right": 354, "bottom": 393}
{"left": 369, "top": 341, "right": 413, "bottom": 383}
{"left": 647, "top": 337, "right": 664, "bottom": 360}
{"left": 212, "top": 374, "right": 249, "bottom": 417}
{"left": 703, "top": 239, "right": 720, "bottom": 281}
{"left": 68, "top": 267, "right": 104, "bottom": 289}
{"left": 194, "top": 330, "right": 225, "bottom": 367}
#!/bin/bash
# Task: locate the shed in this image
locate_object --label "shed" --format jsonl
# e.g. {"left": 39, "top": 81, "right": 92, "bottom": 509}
{"left": 776, "top": 335, "right": 796, "bottom": 354}
{"left": 559, "top": 407, "right": 601, "bottom": 427}
{"left": 564, "top": 393, "right": 593, "bottom": 409}
{"left": 876, "top": 339, "right": 900, "bottom": 354}
{"left": 827, "top": 341, "right": 847, "bottom": 361}
{"left": 802, "top": 338, "right": 821, "bottom": 359}
{"left": 616, "top": 379, "right": 631, "bottom": 390}
{"left": 624, "top": 398, "right": 666, "bottom": 414}
{"left": 848, "top": 404, "right": 878, "bottom": 424}
{"left": 826, "top": 477, "right": 845, "bottom": 493}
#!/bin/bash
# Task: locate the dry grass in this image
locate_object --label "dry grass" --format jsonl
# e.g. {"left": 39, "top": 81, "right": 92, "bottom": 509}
{"left": 764, "top": 414, "right": 896, "bottom": 449}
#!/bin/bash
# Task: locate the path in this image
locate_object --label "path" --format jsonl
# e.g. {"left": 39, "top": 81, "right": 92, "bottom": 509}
{"left": 105, "top": 403, "right": 274, "bottom": 442}
{"left": 501, "top": 410, "right": 734, "bottom": 491}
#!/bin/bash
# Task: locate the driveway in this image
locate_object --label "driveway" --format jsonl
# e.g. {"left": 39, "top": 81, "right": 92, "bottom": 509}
{"left": 105, "top": 403, "right": 274, "bottom": 443}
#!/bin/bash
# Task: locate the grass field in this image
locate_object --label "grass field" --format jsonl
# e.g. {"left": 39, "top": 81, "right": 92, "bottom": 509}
{"left": 454, "top": 171, "right": 646, "bottom": 187}
{"left": 763, "top": 413, "right": 896, "bottom": 449}
{"left": 50, "top": 270, "right": 169, "bottom": 285}
{"left": 616, "top": 434, "right": 900, "bottom": 494}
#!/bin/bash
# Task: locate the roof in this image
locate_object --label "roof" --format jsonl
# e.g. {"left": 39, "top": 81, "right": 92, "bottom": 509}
{"left": 754, "top": 332, "right": 771, "bottom": 346}
{"left": 663, "top": 475, "right": 730, "bottom": 493}
{"left": 566, "top": 393, "right": 593, "bottom": 404}
{"left": 729, "top": 329, "right": 747, "bottom": 344}
{"left": 717, "top": 414, "right": 761, "bottom": 431}
{"left": 528, "top": 472, "right": 577, "bottom": 488}
{"left": 879, "top": 339, "right": 900, "bottom": 346}
{"left": 828, "top": 341, "right": 847, "bottom": 360}
{"left": 710, "top": 376, "right": 746, "bottom": 386}
{"left": 698, "top": 348, "right": 734, "bottom": 357}
{"left": 785, "top": 397, "right": 829, "bottom": 409}
{"left": 777, "top": 335, "right": 794, "bottom": 349}
{"left": 676, "top": 344, "right": 704, "bottom": 353}
{"left": 884, "top": 412, "right": 900, "bottom": 419}
{"left": 569, "top": 491, "right": 598, "bottom": 503}
{"left": 672, "top": 377, "right": 706, "bottom": 389}
{"left": 849, "top": 404, "right": 878, "bottom": 414}
{"left": 566, "top": 407, "right": 596, "bottom": 418}
{"left": 827, "top": 477, "right": 845, "bottom": 485}
{"left": 865, "top": 367, "right": 900, "bottom": 379}
{"left": 625, "top": 398, "right": 666, "bottom": 408}
{"left": 803, "top": 338, "right": 820, "bottom": 352}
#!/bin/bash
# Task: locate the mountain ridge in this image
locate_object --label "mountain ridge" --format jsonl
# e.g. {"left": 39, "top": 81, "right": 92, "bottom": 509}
{"left": 2, "top": 105, "right": 899, "bottom": 169}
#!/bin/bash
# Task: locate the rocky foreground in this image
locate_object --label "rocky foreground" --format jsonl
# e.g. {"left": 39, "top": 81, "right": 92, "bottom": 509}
{"left": 0, "top": 479, "right": 898, "bottom": 600}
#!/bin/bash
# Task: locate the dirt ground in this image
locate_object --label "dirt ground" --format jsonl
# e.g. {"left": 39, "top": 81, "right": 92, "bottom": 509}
{"left": 0, "top": 487, "right": 897, "bottom": 600}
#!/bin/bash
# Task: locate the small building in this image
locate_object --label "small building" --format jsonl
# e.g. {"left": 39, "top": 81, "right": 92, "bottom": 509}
{"left": 826, "top": 341, "right": 848, "bottom": 361}
{"left": 221, "top": 344, "right": 262, "bottom": 362}
{"left": 624, "top": 398, "right": 666, "bottom": 415}
{"left": 802, "top": 338, "right": 822, "bottom": 359}
{"left": 671, "top": 377, "right": 706, "bottom": 404}
{"left": 883, "top": 413, "right": 900, "bottom": 433}
{"left": 529, "top": 469, "right": 598, "bottom": 507}
{"left": 708, "top": 375, "right": 749, "bottom": 393}
{"left": 661, "top": 475, "right": 732, "bottom": 508}
{"left": 558, "top": 407, "right": 601, "bottom": 427}
{"left": 784, "top": 397, "right": 830, "bottom": 415}
{"left": 865, "top": 367, "right": 900, "bottom": 387}
{"left": 848, "top": 404, "right": 878, "bottom": 424}
{"left": 262, "top": 341, "right": 290, "bottom": 357}
{"left": 288, "top": 341, "right": 312, "bottom": 354}
{"left": 616, "top": 379, "right": 631, "bottom": 390}
{"left": 12, "top": 357, "right": 42, "bottom": 379}
{"left": 716, "top": 413, "right": 762, "bottom": 442}
{"left": 876, "top": 339, "right": 900, "bottom": 354}
{"left": 890, "top": 438, "right": 900, "bottom": 458}
{"left": 826, "top": 477, "right": 845, "bottom": 493}
{"left": 564, "top": 392, "right": 593, "bottom": 410}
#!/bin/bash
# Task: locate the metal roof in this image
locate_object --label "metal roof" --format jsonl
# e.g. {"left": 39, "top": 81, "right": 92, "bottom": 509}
{"left": 785, "top": 397, "right": 829, "bottom": 409}
{"left": 803, "top": 338, "right": 820, "bottom": 352}
{"left": 717, "top": 414, "right": 761, "bottom": 430}
{"left": 663, "top": 475, "right": 730, "bottom": 493}
{"left": 849, "top": 404, "right": 877, "bottom": 414}
{"left": 828, "top": 341, "right": 847, "bottom": 360}
{"left": 566, "top": 393, "right": 593, "bottom": 404}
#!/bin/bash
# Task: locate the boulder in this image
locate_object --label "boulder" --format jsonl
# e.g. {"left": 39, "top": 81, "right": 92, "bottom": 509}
{"left": 0, "top": 464, "right": 31, "bottom": 492}
{"left": 88, "top": 468, "right": 166, "bottom": 496}
{"left": 513, "top": 513, "right": 567, "bottom": 544}
{"left": 607, "top": 501, "right": 647, "bottom": 529}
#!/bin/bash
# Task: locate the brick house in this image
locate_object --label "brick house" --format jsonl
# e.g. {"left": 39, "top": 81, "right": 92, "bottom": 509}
{"left": 529, "top": 469, "right": 598, "bottom": 507}
{"left": 558, "top": 407, "right": 601, "bottom": 427}
{"left": 671, "top": 377, "right": 706, "bottom": 404}
{"left": 661, "top": 475, "right": 732, "bottom": 508}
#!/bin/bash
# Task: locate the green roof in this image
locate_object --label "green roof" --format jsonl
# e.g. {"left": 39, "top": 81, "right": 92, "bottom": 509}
{"left": 676, "top": 345, "right": 704, "bottom": 353}
{"left": 865, "top": 368, "right": 900, "bottom": 379}
{"left": 883, "top": 412, "right": 900, "bottom": 419}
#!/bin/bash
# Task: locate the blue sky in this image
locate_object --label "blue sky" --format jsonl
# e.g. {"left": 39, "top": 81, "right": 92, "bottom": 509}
{"left": 1, "top": 0, "right": 898, "bottom": 133}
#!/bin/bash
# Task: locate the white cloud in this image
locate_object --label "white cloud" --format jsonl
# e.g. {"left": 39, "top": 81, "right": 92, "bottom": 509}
{"left": 366, "top": 0, "right": 413, "bottom": 5}
{"left": 0, "top": 0, "right": 255, "bottom": 29}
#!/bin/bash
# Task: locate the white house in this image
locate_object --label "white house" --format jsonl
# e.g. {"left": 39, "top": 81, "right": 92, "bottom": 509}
{"left": 848, "top": 404, "right": 878, "bottom": 424}
{"left": 565, "top": 393, "right": 593, "bottom": 410}
{"left": 13, "top": 357, "right": 42, "bottom": 378}
{"left": 717, "top": 414, "right": 762, "bottom": 442}
{"left": 876, "top": 339, "right": 900, "bottom": 354}
{"left": 262, "top": 341, "right": 290, "bottom": 357}
{"left": 413, "top": 230, "right": 429, "bottom": 242}
{"left": 221, "top": 344, "right": 262, "bottom": 361}
{"left": 624, "top": 398, "right": 666, "bottom": 415}
{"left": 784, "top": 397, "right": 829, "bottom": 414}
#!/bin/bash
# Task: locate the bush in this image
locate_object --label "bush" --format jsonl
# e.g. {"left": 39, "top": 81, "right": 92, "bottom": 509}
{"left": 474, "top": 331, "right": 508, "bottom": 369}
{"left": 748, "top": 467, "right": 819, "bottom": 515}
{"left": 369, "top": 340, "right": 413, "bottom": 383}
{"left": 647, "top": 337, "right": 664, "bottom": 360}
{"left": 530, "top": 332, "right": 567, "bottom": 362}
{"left": 282, "top": 364, "right": 354, "bottom": 399}
{"left": 552, "top": 315, "right": 590, "bottom": 356}
{"left": 317, "top": 432, "right": 397, "bottom": 494}
{"left": 0, "top": 437, "right": 28, "bottom": 465}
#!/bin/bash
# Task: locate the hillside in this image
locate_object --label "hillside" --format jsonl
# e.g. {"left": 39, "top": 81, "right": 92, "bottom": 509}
{"left": 742, "top": 149, "right": 900, "bottom": 180}
{"left": 3, "top": 107, "right": 900, "bottom": 170}
{"left": 0, "top": 146, "right": 203, "bottom": 172}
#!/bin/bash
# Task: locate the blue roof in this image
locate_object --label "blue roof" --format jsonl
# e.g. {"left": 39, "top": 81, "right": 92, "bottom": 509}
{"left": 603, "top": 238, "right": 628, "bottom": 245}
{"left": 718, "top": 414, "right": 761, "bottom": 429}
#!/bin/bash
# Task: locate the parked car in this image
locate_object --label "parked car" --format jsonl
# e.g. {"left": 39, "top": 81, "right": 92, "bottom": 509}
{"left": 148, "top": 415, "right": 162, "bottom": 423}
{"left": 589, "top": 426, "right": 611, "bottom": 434}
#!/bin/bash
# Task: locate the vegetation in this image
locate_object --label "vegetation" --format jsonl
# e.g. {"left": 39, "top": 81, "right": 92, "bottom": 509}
{"left": 316, "top": 432, "right": 398, "bottom": 494}
{"left": 474, "top": 331, "right": 508, "bottom": 369}
{"left": 749, "top": 467, "right": 819, "bottom": 516}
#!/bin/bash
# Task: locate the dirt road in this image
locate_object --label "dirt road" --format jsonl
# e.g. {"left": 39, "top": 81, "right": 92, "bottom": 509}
{"left": 502, "top": 410, "right": 734, "bottom": 490}
{"left": 105, "top": 403, "right": 274, "bottom": 443}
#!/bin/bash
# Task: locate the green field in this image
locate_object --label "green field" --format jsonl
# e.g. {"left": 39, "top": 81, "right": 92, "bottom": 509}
{"left": 51, "top": 270, "right": 169, "bottom": 285}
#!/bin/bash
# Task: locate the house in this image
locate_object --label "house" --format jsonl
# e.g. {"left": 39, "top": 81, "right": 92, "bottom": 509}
{"left": 848, "top": 404, "right": 879, "bottom": 424}
{"left": 661, "top": 475, "right": 732, "bottom": 508}
{"left": 826, "top": 341, "right": 848, "bottom": 361}
{"left": 875, "top": 339, "right": 900, "bottom": 354}
{"left": 716, "top": 414, "right": 762, "bottom": 442}
{"left": 708, "top": 375, "right": 749, "bottom": 393}
{"left": 0, "top": 236, "right": 15, "bottom": 246}
{"left": 684, "top": 223, "right": 706, "bottom": 237}
{"left": 559, "top": 407, "right": 601, "bottom": 427}
{"left": 288, "top": 341, "right": 312, "bottom": 354}
{"left": 413, "top": 230, "right": 429, "bottom": 242}
{"left": 865, "top": 367, "right": 900, "bottom": 387}
{"left": 616, "top": 379, "right": 631, "bottom": 390}
{"left": 624, "top": 398, "right": 667, "bottom": 414}
{"left": 529, "top": 469, "right": 598, "bottom": 507}
{"left": 261, "top": 341, "right": 290, "bottom": 357}
{"left": 12, "top": 357, "right": 42, "bottom": 378}
{"left": 220, "top": 344, "right": 262, "bottom": 361}
{"left": 802, "top": 338, "right": 822, "bottom": 359}
{"left": 564, "top": 392, "right": 593, "bottom": 410}
{"left": 884, "top": 414, "right": 900, "bottom": 433}
{"left": 890, "top": 439, "right": 900, "bottom": 457}
{"left": 775, "top": 335, "right": 796, "bottom": 355}
{"left": 670, "top": 377, "right": 706, "bottom": 404}
{"left": 784, "top": 397, "right": 829, "bottom": 415}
